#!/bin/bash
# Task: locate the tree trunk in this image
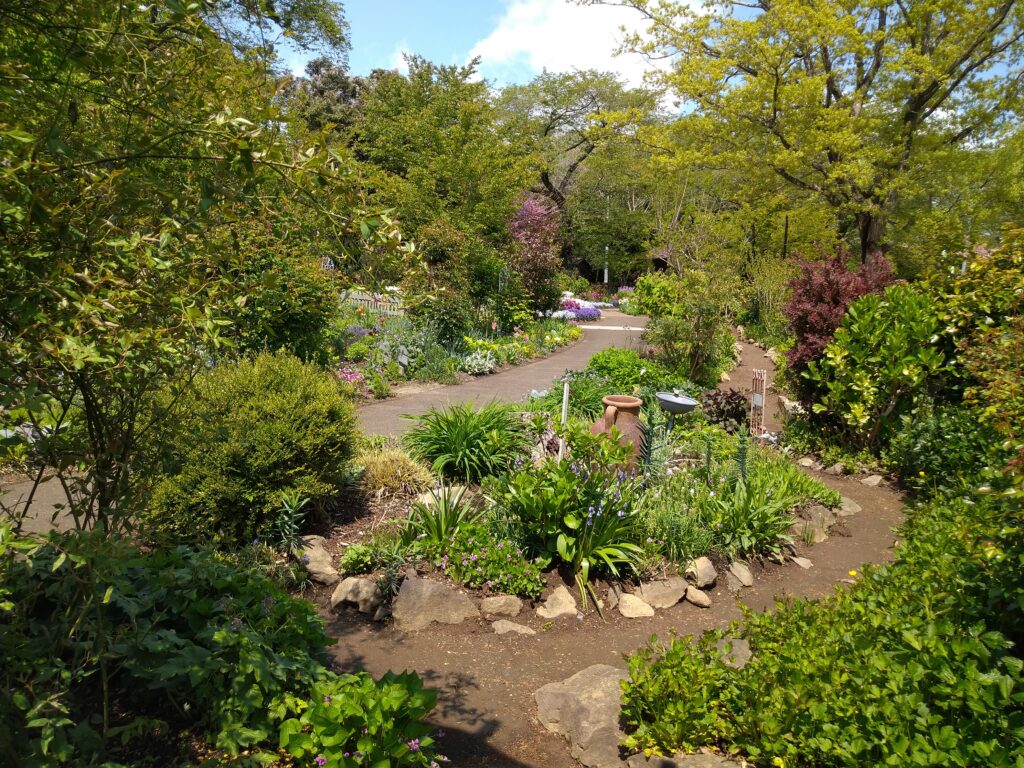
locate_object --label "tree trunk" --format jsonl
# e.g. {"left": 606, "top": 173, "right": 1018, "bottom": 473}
{"left": 855, "top": 210, "right": 886, "bottom": 263}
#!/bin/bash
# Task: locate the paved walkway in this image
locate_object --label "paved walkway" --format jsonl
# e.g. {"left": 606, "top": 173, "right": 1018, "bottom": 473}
{"left": 358, "top": 309, "right": 646, "bottom": 436}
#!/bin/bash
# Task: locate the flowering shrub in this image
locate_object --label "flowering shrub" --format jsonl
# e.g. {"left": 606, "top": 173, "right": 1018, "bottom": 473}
{"left": 572, "top": 306, "right": 602, "bottom": 322}
{"left": 784, "top": 250, "right": 894, "bottom": 404}
{"left": 336, "top": 366, "right": 368, "bottom": 396}
{"left": 561, "top": 297, "right": 583, "bottom": 310}
{"left": 509, "top": 198, "right": 562, "bottom": 310}
{"left": 426, "top": 523, "right": 545, "bottom": 599}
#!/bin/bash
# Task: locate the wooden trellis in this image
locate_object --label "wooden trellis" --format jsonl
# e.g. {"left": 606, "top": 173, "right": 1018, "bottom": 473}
{"left": 750, "top": 369, "right": 767, "bottom": 437}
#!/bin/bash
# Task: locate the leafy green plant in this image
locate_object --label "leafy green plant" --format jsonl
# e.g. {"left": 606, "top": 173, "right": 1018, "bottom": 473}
{"left": 339, "top": 543, "right": 375, "bottom": 575}
{"left": 270, "top": 490, "right": 311, "bottom": 554}
{"left": 405, "top": 482, "right": 479, "bottom": 547}
{"left": 0, "top": 530, "right": 438, "bottom": 766}
{"left": 636, "top": 473, "right": 714, "bottom": 564}
{"left": 620, "top": 494, "right": 1024, "bottom": 766}
{"left": 144, "top": 351, "right": 358, "bottom": 547}
{"left": 885, "top": 402, "right": 1002, "bottom": 494}
{"left": 425, "top": 522, "right": 545, "bottom": 599}
{"left": 807, "top": 284, "right": 947, "bottom": 450}
{"left": 488, "top": 435, "right": 643, "bottom": 602}
{"left": 460, "top": 349, "right": 498, "bottom": 375}
{"left": 404, "top": 402, "right": 530, "bottom": 483}
{"left": 586, "top": 348, "right": 676, "bottom": 391}
{"left": 708, "top": 477, "right": 795, "bottom": 558}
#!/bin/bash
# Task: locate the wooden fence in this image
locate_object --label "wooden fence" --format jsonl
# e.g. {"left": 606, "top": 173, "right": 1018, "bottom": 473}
{"left": 341, "top": 290, "right": 405, "bottom": 317}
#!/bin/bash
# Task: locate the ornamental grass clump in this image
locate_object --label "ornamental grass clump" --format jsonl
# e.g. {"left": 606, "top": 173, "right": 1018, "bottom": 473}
{"left": 403, "top": 402, "right": 530, "bottom": 483}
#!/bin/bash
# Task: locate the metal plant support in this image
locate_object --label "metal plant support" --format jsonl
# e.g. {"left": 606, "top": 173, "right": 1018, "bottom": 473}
{"left": 750, "top": 369, "right": 767, "bottom": 437}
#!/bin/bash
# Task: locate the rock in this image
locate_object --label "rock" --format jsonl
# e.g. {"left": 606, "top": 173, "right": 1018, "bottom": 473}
{"left": 801, "top": 504, "right": 835, "bottom": 544}
{"left": 765, "top": 347, "right": 780, "bottom": 364}
{"left": 636, "top": 577, "right": 687, "bottom": 609}
{"left": 372, "top": 604, "right": 391, "bottom": 622}
{"left": 778, "top": 396, "right": 804, "bottom": 418}
{"left": 791, "top": 556, "right": 813, "bottom": 569}
{"left": 685, "top": 585, "right": 712, "bottom": 608}
{"left": 725, "top": 572, "right": 743, "bottom": 592}
{"left": 716, "top": 637, "right": 752, "bottom": 669}
{"left": 797, "top": 456, "right": 816, "bottom": 468}
{"left": 860, "top": 474, "right": 883, "bottom": 487}
{"left": 838, "top": 496, "right": 862, "bottom": 516}
{"left": 535, "top": 664, "right": 627, "bottom": 768}
{"left": 824, "top": 462, "right": 845, "bottom": 476}
{"left": 685, "top": 557, "right": 718, "bottom": 589}
{"left": 493, "top": 619, "right": 536, "bottom": 636}
{"left": 537, "top": 585, "right": 578, "bottom": 619}
{"left": 626, "top": 755, "right": 737, "bottom": 768}
{"left": 719, "top": 371, "right": 731, "bottom": 383}
{"left": 392, "top": 574, "right": 479, "bottom": 632}
{"left": 605, "top": 584, "right": 621, "bottom": 611}
{"left": 618, "top": 593, "right": 655, "bottom": 618}
{"left": 481, "top": 594, "right": 523, "bottom": 617}
{"left": 729, "top": 561, "right": 753, "bottom": 587}
{"left": 300, "top": 537, "right": 339, "bottom": 586}
{"left": 331, "top": 577, "right": 384, "bottom": 613}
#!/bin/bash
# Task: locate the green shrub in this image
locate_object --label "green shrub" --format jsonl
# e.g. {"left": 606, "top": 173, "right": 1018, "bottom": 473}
{"left": 339, "top": 542, "right": 375, "bottom": 575}
{"left": 404, "top": 402, "right": 530, "bottom": 483}
{"left": 145, "top": 352, "right": 358, "bottom": 547}
{"left": 345, "top": 340, "right": 371, "bottom": 362}
{"left": 423, "top": 522, "right": 545, "bottom": 599}
{"left": 620, "top": 495, "right": 1024, "bottom": 766}
{"left": 586, "top": 348, "right": 676, "bottom": 391}
{"left": 885, "top": 402, "right": 1002, "bottom": 493}
{"left": 807, "top": 284, "right": 947, "bottom": 451}
{"left": 358, "top": 446, "right": 434, "bottom": 498}
{"left": 0, "top": 529, "right": 438, "bottom": 766}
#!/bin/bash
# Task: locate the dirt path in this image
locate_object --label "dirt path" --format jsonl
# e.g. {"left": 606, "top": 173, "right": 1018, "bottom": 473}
{"left": 357, "top": 309, "right": 645, "bottom": 436}
{"left": 318, "top": 339, "right": 907, "bottom": 768}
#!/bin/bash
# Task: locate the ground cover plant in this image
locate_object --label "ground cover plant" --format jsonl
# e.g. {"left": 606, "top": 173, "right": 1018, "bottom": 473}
{"left": 0, "top": 528, "right": 439, "bottom": 767}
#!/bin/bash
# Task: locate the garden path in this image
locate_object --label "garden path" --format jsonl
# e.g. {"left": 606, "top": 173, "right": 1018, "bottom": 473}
{"left": 316, "top": 341, "right": 908, "bottom": 768}
{"left": 356, "top": 309, "right": 646, "bottom": 436}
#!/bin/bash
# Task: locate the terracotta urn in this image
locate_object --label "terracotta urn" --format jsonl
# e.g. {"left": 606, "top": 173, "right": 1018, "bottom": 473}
{"left": 590, "top": 394, "right": 644, "bottom": 464}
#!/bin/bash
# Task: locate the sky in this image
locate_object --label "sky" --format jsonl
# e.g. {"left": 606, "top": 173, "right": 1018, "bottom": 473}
{"left": 283, "top": 0, "right": 668, "bottom": 88}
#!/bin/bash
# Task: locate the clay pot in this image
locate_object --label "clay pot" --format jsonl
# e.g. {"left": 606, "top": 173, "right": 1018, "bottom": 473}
{"left": 590, "top": 395, "right": 644, "bottom": 464}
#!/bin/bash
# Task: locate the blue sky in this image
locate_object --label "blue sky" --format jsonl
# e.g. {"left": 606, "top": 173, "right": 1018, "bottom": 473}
{"left": 283, "top": 0, "right": 666, "bottom": 87}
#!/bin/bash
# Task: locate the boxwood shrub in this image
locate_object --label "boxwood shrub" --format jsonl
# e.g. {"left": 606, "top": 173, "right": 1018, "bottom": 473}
{"left": 144, "top": 351, "right": 358, "bottom": 546}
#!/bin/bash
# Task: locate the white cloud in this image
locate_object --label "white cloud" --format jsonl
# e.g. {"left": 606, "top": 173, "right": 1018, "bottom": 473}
{"left": 389, "top": 40, "right": 411, "bottom": 74}
{"left": 468, "top": 0, "right": 668, "bottom": 88}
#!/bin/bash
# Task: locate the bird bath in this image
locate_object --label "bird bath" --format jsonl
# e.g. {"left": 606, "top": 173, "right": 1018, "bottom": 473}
{"left": 655, "top": 391, "right": 699, "bottom": 430}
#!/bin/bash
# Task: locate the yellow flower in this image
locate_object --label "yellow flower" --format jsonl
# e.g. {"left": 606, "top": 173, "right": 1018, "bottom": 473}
{"left": 918, "top": 470, "right": 926, "bottom": 477}
{"left": 848, "top": 569, "right": 858, "bottom": 577}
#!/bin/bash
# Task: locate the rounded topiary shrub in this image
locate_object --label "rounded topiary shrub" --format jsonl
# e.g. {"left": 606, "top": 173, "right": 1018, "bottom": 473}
{"left": 144, "top": 351, "right": 358, "bottom": 546}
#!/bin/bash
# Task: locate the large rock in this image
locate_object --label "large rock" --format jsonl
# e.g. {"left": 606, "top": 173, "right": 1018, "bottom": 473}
{"left": 824, "top": 462, "right": 845, "bottom": 476}
{"left": 617, "top": 593, "right": 654, "bottom": 618}
{"left": 685, "top": 585, "right": 711, "bottom": 608}
{"left": 636, "top": 577, "right": 687, "bottom": 609}
{"left": 493, "top": 619, "right": 535, "bottom": 636}
{"left": 716, "top": 637, "right": 752, "bottom": 669}
{"left": 392, "top": 574, "right": 479, "bottom": 632}
{"left": 729, "top": 561, "right": 753, "bottom": 587}
{"left": 797, "top": 456, "right": 817, "bottom": 469}
{"left": 300, "top": 536, "right": 339, "bottom": 586}
{"left": 537, "top": 585, "right": 578, "bottom": 619}
{"left": 799, "top": 504, "right": 836, "bottom": 544}
{"left": 330, "top": 577, "right": 383, "bottom": 613}
{"left": 860, "top": 474, "right": 883, "bottom": 487}
{"left": 685, "top": 557, "right": 717, "bottom": 589}
{"left": 481, "top": 594, "right": 523, "bottom": 617}
{"left": 535, "top": 664, "right": 627, "bottom": 768}
{"left": 791, "top": 556, "right": 813, "bottom": 570}
{"left": 838, "top": 496, "right": 862, "bottom": 516}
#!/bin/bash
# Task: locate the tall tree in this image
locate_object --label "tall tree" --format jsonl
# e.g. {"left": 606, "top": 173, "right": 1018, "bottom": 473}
{"left": 592, "top": 0, "right": 1024, "bottom": 260}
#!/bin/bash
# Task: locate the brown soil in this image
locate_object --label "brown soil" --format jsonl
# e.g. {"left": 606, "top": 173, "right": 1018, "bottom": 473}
{"left": 307, "top": 341, "right": 908, "bottom": 768}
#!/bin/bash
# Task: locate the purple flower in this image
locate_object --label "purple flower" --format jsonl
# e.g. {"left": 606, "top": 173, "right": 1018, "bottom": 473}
{"left": 315, "top": 756, "right": 327, "bottom": 767}
{"left": 408, "top": 738, "right": 420, "bottom": 752}
{"left": 323, "top": 694, "right": 332, "bottom": 704}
